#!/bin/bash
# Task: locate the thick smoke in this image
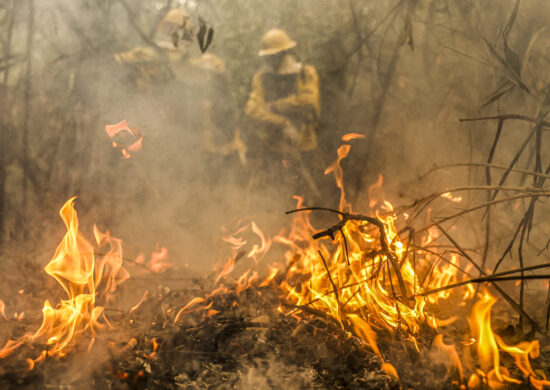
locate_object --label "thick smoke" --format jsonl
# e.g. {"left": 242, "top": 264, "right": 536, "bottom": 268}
{"left": 0, "top": 0, "right": 549, "bottom": 344}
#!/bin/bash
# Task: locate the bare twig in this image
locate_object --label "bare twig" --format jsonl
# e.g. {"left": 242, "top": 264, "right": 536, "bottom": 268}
{"left": 437, "top": 224, "right": 543, "bottom": 333}
{"left": 318, "top": 250, "right": 340, "bottom": 319}
{"left": 400, "top": 185, "right": 548, "bottom": 226}
{"left": 459, "top": 114, "right": 550, "bottom": 128}
{"left": 21, "top": 0, "right": 35, "bottom": 240}
{"left": 418, "top": 274, "right": 550, "bottom": 297}
{"left": 411, "top": 191, "right": 550, "bottom": 235}
{"left": 288, "top": 207, "right": 409, "bottom": 301}
{"left": 481, "top": 119, "right": 505, "bottom": 268}
{"left": 493, "top": 217, "right": 524, "bottom": 273}
{"left": 418, "top": 162, "right": 550, "bottom": 181}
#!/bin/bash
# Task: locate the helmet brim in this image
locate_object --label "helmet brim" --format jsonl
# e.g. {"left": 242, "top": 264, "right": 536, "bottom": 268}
{"left": 258, "top": 41, "right": 296, "bottom": 57}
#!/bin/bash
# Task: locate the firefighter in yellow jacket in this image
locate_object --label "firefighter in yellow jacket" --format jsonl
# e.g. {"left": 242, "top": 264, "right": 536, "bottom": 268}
{"left": 114, "top": 9, "right": 245, "bottom": 162}
{"left": 246, "top": 29, "right": 321, "bottom": 197}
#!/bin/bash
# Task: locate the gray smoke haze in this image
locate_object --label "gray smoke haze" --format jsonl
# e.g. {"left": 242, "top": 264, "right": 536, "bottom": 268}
{"left": 0, "top": 1, "right": 550, "bottom": 389}
{"left": 0, "top": 0, "right": 549, "bottom": 318}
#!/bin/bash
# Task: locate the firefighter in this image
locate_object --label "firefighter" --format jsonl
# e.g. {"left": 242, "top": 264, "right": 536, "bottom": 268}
{"left": 114, "top": 9, "right": 193, "bottom": 91}
{"left": 113, "top": 8, "right": 245, "bottom": 173}
{"left": 245, "top": 29, "right": 321, "bottom": 199}
{"left": 111, "top": 9, "right": 245, "bottom": 240}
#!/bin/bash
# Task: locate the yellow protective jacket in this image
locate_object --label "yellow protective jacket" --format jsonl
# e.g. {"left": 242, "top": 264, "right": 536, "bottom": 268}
{"left": 245, "top": 62, "right": 320, "bottom": 152}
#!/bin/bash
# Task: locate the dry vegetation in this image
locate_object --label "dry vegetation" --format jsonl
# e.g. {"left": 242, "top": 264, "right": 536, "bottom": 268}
{"left": 0, "top": 0, "right": 550, "bottom": 389}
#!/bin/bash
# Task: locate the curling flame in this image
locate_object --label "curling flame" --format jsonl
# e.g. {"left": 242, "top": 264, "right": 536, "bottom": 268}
{"left": 174, "top": 297, "right": 206, "bottom": 323}
{"left": 324, "top": 144, "right": 351, "bottom": 212}
{"left": 146, "top": 245, "right": 172, "bottom": 273}
{"left": 129, "top": 290, "right": 149, "bottom": 314}
{"left": 215, "top": 253, "right": 238, "bottom": 285}
{"left": 247, "top": 222, "right": 271, "bottom": 261}
{"left": 468, "top": 291, "right": 550, "bottom": 389}
{"left": 342, "top": 132, "right": 365, "bottom": 141}
{"left": 368, "top": 174, "right": 384, "bottom": 208}
{"left": 0, "top": 197, "right": 128, "bottom": 360}
{"left": 259, "top": 267, "right": 280, "bottom": 287}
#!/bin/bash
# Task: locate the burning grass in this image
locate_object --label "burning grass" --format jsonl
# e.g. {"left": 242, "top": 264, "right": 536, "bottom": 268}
{"left": 1, "top": 140, "right": 550, "bottom": 389}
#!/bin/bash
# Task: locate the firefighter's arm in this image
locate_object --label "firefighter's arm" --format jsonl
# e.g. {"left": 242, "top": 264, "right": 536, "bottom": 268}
{"left": 271, "top": 66, "right": 320, "bottom": 119}
{"left": 114, "top": 46, "right": 158, "bottom": 64}
{"left": 245, "top": 73, "right": 287, "bottom": 128}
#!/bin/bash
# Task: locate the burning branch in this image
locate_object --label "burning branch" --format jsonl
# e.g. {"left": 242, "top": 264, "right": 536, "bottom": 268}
{"left": 417, "top": 263, "right": 550, "bottom": 297}
{"left": 287, "top": 206, "right": 409, "bottom": 301}
{"left": 318, "top": 250, "right": 341, "bottom": 320}
{"left": 436, "top": 225, "right": 545, "bottom": 335}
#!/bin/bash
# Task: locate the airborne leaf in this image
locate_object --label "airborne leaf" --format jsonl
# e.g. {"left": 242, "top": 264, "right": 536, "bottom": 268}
{"left": 197, "top": 17, "right": 207, "bottom": 53}
{"left": 204, "top": 27, "right": 214, "bottom": 52}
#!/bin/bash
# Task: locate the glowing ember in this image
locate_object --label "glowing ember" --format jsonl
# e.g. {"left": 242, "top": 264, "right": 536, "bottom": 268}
{"left": 440, "top": 191, "right": 463, "bottom": 203}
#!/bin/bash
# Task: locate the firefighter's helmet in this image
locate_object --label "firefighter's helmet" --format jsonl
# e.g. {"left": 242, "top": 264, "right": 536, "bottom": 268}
{"left": 160, "top": 9, "right": 191, "bottom": 28}
{"left": 156, "top": 9, "right": 193, "bottom": 50}
{"left": 258, "top": 29, "right": 296, "bottom": 56}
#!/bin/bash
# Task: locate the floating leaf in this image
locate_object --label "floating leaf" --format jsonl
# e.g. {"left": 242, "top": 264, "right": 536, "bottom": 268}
{"left": 205, "top": 27, "right": 214, "bottom": 52}
{"left": 197, "top": 17, "right": 207, "bottom": 53}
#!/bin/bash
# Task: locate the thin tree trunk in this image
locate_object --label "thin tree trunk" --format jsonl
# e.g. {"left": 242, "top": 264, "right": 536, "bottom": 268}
{"left": 21, "top": 0, "right": 34, "bottom": 240}
{"left": 0, "top": 0, "right": 17, "bottom": 244}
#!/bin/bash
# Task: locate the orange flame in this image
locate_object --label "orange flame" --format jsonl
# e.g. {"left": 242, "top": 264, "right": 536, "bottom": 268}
{"left": 0, "top": 197, "right": 128, "bottom": 360}
{"left": 129, "top": 290, "right": 149, "bottom": 314}
{"left": 215, "top": 253, "right": 238, "bottom": 285}
{"left": 174, "top": 297, "right": 206, "bottom": 323}
{"left": 147, "top": 246, "right": 172, "bottom": 273}
{"left": 271, "top": 143, "right": 482, "bottom": 380}
{"left": 468, "top": 291, "right": 550, "bottom": 389}
{"left": 324, "top": 144, "right": 351, "bottom": 212}
{"left": 341, "top": 132, "right": 365, "bottom": 141}
{"left": 247, "top": 222, "right": 271, "bottom": 261}
{"left": 259, "top": 267, "right": 280, "bottom": 287}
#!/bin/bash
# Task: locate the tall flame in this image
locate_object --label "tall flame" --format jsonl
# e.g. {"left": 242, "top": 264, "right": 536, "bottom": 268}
{"left": 468, "top": 291, "right": 550, "bottom": 389}
{"left": 0, "top": 197, "right": 128, "bottom": 360}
